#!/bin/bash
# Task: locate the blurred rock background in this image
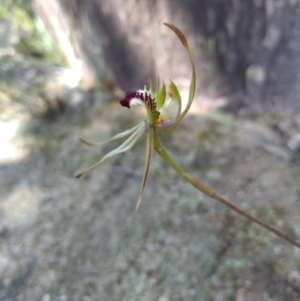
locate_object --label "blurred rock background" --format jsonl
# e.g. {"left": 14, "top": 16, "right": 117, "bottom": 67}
{"left": 1, "top": 1, "right": 300, "bottom": 301}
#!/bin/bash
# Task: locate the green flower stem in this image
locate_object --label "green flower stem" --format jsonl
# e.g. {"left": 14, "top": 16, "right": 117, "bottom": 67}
{"left": 153, "top": 129, "right": 300, "bottom": 249}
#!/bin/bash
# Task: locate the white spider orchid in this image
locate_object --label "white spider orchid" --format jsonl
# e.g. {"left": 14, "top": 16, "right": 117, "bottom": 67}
{"left": 76, "top": 23, "right": 196, "bottom": 209}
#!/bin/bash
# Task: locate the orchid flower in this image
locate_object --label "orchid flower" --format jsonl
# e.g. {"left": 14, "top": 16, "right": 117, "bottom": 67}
{"left": 76, "top": 23, "right": 195, "bottom": 209}
{"left": 76, "top": 23, "right": 300, "bottom": 249}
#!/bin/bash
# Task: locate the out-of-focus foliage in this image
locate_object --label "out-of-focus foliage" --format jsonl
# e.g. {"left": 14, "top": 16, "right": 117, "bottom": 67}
{"left": 0, "top": 0, "right": 70, "bottom": 120}
{"left": 0, "top": 0, "right": 65, "bottom": 65}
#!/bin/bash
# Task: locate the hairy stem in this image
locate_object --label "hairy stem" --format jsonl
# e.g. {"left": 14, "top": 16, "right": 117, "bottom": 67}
{"left": 153, "top": 129, "right": 300, "bottom": 249}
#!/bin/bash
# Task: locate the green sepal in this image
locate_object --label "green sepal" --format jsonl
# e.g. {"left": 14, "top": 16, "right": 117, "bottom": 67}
{"left": 168, "top": 80, "right": 182, "bottom": 120}
{"left": 155, "top": 83, "right": 166, "bottom": 110}
{"left": 79, "top": 122, "right": 143, "bottom": 146}
{"left": 148, "top": 79, "right": 154, "bottom": 95}
{"left": 163, "top": 23, "right": 196, "bottom": 125}
{"left": 76, "top": 122, "right": 146, "bottom": 178}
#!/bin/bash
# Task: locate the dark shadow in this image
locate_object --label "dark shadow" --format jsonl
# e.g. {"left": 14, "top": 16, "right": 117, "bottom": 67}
{"left": 58, "top": 0, "right": 155, "bottom": 90}
{"left": 170, "top": 0, "right": 266, "bottom": 91}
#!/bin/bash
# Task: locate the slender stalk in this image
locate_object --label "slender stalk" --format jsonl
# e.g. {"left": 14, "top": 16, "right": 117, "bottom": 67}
{"left": 153, "top": 129, "right": 300, "bottom": 249}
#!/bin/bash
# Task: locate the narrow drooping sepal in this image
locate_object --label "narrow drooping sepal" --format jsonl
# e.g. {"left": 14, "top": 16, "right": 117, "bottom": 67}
{"left": 136, "top": 126, "right": 154, "bottom": 210}
{"left": 76, "top": 122, "right": 146, "bottom": 178}
{"left": 79, "top": 122, "right": 144, "bottom": 147}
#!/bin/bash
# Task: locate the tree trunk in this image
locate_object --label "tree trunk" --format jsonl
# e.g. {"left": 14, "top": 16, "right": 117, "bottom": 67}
{"left": 32, "top": 0, "right": 300, "bottom": 117}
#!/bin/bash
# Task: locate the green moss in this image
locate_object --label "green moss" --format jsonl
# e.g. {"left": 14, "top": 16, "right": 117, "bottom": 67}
{"left": 1, "top": 0, "right": 65, "bottom": 65}
{"left": 16, "top": 17, "right": 66, "bottom": 65}
{"left": 256, "top": 111, "right": 282, "bottom": 126}
{"left": 196, "top": 125, "right": 219, "bottom": 141}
